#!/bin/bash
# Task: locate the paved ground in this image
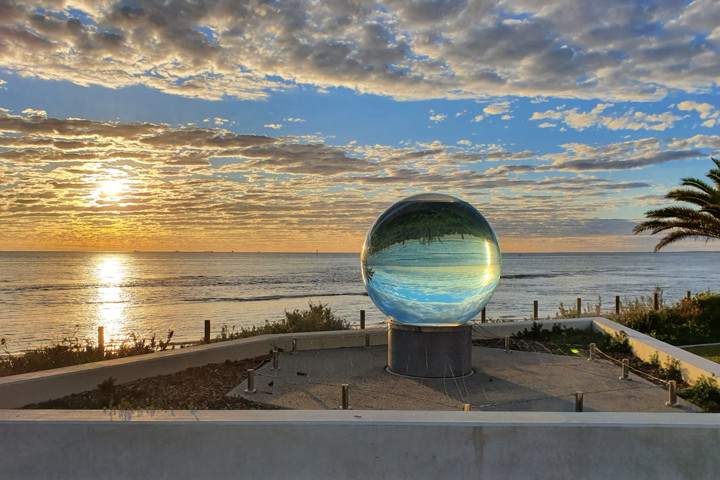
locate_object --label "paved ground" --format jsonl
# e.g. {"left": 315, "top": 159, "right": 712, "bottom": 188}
{"left": 228, "top": 345, "right": 700, "bottom": 412}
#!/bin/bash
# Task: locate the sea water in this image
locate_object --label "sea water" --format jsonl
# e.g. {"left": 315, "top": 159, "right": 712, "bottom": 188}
{"left": 0, "top": 251, "right": 718, "bottom": 353}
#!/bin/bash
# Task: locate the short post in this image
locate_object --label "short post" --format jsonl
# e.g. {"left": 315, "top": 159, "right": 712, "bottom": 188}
{"left": 665, "top": 380, "right": 678, "bottom": 407}
{"left": 576, "top": 297, "right": 581, "bottom": 317}
{"left": 481, "top": 307, "right": 486, "bottom": 323}
{"left": 462, "top": 403, "right": 471, "bottom": 411}
{"left": 291, "top": 337, "right": 297, "bottom": 354}
{"left": 204, "top": 320, "right": 211, "bottom": 344}
{"left": 360, "top": 310, "right": 366, "bottom": 329}
{"left": 575, "top": 391, "right": 584, "bottom": 412}
{"left": 364, "top": 333, "right": 371, "bottom": 349}
{"left": 533, "top": 300, "right": 538, "bottom": 320}
{"left": 686, "top": 291, "right": 692, "bottom": 301}
{"left": 341, "top": 384, "right": 349, "bottom": 410}
{"left": 653, "top": 291, "right": 659, "bottom": 311}
{"left": 271, "top": 349, "right": 279, "bottom": 370}
{"left": 615, "top": 296, "right": 620, "bottom": 315}
{"left": 504, "top": 335, "right": 510, "bottom": 353}
{"left": 620, "top": 358, "right": 629, "bottom": 380}
{"left": 589, "top": 343, "right": 596, "bottom": 361}
{"left": 244, "top": 369, "right": 257, "bottom": 393}
{"left": 97, "top": 326, "right": 105, "bottom": 355}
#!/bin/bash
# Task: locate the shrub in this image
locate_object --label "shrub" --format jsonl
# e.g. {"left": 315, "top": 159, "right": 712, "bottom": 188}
{"left": 682, "top": 376, "right": 720, "bottom": 412}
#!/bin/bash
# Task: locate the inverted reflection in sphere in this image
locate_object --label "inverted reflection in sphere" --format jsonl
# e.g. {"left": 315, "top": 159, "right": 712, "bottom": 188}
{"left": 361, "top": 193, "right": 501, "bottom": 326}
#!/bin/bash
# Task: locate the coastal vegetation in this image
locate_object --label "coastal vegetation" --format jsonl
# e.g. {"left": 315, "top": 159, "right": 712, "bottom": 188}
{"left": 634, "top": 157, "right": 720, "bottom": 251}
{"left": 1, "top": 302, "right": 349, "bottom": 377}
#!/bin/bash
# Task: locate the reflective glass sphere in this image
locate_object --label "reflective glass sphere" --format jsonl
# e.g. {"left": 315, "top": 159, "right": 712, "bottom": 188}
{"left": 361, "top": 193, "right": 501, "bottom": 326}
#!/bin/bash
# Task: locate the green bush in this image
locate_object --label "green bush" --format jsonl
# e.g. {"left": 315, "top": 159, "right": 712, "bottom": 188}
{"left": 611, "top": 292, "right": 720, "bottom": 345}
{"left": 514, "top": 322, "right": 632, "bottom": 355}
{"left": 215, "top": 302, "right": 350, "bottom": 341}
{"left": 681, "top": 376, "right": 720, "bottom": 412}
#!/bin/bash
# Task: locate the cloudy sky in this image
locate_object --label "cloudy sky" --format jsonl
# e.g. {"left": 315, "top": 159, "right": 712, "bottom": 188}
{"left": 1, "top": 0, "right": 719, "bottom": 252}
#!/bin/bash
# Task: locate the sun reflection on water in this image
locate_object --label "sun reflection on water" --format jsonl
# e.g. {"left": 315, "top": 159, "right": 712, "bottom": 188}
{"left": 93, "top": 256, "right": 128, "bottom": 342}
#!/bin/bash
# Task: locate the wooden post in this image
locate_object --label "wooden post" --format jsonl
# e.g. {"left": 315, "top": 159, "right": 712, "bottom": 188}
{"left": 576, "top": 298, "right": 582, "bottom": 317}
{"left": 533, "top": 300, "right": 538, "bottom": 320}
{"left": 204, "top": 320, "right": 211, "bottom": 344}
{"left": 481, "top": 307, "right": 486, "bottom": 323}
{"left": 615, "top": 296, "right": 620, "bottom": 315}
{"left": 97, "top": 326, "right": 104, "bottom": 354}
{"left": 575, "top": 391, "right": 584, "bottom": 412}
{"left": 686, "top": 291, "right": 691, "bottom": 301}
{"left": 341, "top": 384, "right": 349, "bottom": 410}
{"left": 653, "top": 292, "right": 659, "bottom": 310}
{"left": 462, "top": 404, "right": 471, "bottom": 411}
{"left": 360, "top": 310, "right": 366, "bottom": 329}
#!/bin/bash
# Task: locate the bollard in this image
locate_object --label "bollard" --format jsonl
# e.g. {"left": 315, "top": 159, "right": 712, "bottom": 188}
{"left": 462, "top": 404, "right": 471, "bottom": 411}
{"left": 341, "top": 384, "right": 350, "bottom": 410}
{"left": 360, "top": 310, "right": 366, "bottom": 329}
{"left": 620, "top": 359, "right": 629, "bottom": 380}
{"left": 97, "top": 326, "right": 105, "bottom": 355}
{"left": 204, "top": 320, "right": 211, "bottom": 344}
{"left": 365, "top": 333, "right": 371, "bottom": 349}
{"left": 575, "top": 391, "right": 584, "bottom": 412}
{"left": 665, "top": 380, "right": 678, "bottom": 407}
{"left": 481, "top": 307, "right": 486, "bottom": 323}
{"left": 533, "top": 300, "right": 538, "bottom": 320}
{"left": 576, "top": 298, "right": 582, "bottom": 317}
{"left": 653, "top": 292, "right": 659, "bottom": 310}
{"left": 504, "top": 335, "right": 510, "bottom": 353}
{"left": 291, "top": 337, "right": 297, "bottom": 354}
{"left": 615, "top": 296, "right": 620, "bottom": 315}
{"left": 244, "top": 369, "right": 257, "bottom": 393}
{"left": 686, "top": 291, "right": 691, "bottom": 301}
{"left": 589, "top": 343, "right": 596, "bottom": 361}
{"left": 271, "top": 349, "right": 279, "bottom": 370}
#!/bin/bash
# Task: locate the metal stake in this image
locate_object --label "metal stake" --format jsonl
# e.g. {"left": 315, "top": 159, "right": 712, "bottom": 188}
{"left": 244, "top": 369, "right": 257, "bottom": 393}
{"left": 271, "top": 349, "right": 279, "bottom": 370}
{"left": 504, "top": 336, "right": 510, "bottom": 353}
{"left": 364, "top": 333, "right": 371, "bottom": 349}
{"left": 291, "top": 337, "right": 297, "bottom": 354}
{"left": 462, "top": 404, "right": 471, "bottom": 411}
{"left": 665, "top": 380, "right": 678, "bottom": 407}
{"left": 341, "top": 384, "right": 350, "bottom": 410}
{"left": 620, "top": 359, "right": 629, "bottom": 380}
{"left": 575, "top": 391, "right": 584, "bottom": 412}
{"left": 589, "top": 343, "right": 596, "bottom": 361}
{"left": 360, "top": 310, "right": 366, "bottom": 329}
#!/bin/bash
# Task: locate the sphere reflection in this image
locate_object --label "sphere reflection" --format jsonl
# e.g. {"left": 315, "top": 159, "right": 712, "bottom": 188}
{"left": 361, "top": 193, "right": 501, "bottom": 326}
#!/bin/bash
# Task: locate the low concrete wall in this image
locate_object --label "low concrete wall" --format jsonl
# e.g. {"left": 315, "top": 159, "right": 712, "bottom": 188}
{"left": 0, "top": 328, "right": 387, "bottom": 408}
{"left": 472, "top": 318, "right": 594, "bottom": 338}
{"left": 1, "top": 410, "right": 719, "bottom": 480}
{"left": 592, "top": 317, "right": 720, "bottom": 383}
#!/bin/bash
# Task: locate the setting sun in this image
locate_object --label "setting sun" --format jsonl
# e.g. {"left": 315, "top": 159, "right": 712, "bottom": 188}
{"left": 99, "top": 179, "right": 125, "bottom": 197}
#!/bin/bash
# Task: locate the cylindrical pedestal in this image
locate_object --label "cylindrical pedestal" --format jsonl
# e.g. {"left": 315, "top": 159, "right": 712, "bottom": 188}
{"left": 387, "top": 322, "right": 472, "bottom": 378}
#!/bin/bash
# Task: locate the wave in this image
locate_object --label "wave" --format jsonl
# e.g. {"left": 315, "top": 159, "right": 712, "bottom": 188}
{"left": 501, "top": 273, "right": 565, "bottom": 280}
{"left": 184, "top": 292, "right": 368, "bottom": 303}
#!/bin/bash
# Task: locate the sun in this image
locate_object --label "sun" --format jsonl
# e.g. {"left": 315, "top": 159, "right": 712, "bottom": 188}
{"left": 99, "top": 179, "right": 125, "bottom": 197}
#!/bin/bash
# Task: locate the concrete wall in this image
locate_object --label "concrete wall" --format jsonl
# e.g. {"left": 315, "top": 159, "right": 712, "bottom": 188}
{"left": 0, "top": 328, "right": 387, "bottom": 408}
{"left": 592, "top": 317, "right": 720, "bottom": 383}
{"left": 1, "top": 410, "right": 719, "bottom": 480}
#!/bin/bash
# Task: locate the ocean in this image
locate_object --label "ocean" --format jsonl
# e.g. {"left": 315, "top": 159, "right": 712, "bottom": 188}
{"left": 0, "top": 251, "right": 718, "bottom": 354}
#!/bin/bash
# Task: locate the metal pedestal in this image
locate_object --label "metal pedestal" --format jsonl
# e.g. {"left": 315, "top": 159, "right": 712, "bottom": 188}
{"left": 387, "top": 321, "right": 472, "bottom": 378}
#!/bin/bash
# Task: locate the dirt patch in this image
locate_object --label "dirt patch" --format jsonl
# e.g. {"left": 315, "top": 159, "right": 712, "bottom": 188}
{"left": 23, "top": 355, "right": 278, "bottom": 410}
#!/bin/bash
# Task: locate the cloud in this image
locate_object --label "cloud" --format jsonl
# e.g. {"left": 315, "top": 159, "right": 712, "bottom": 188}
{"left": 483, "top": 102, "right": 511, "bottom": 116}
{"left": 471, "top": 115, "right": 484, "bottom": 123}
{"left": 429, "top": 113, "right": 447, "bottom": 123}
{"left": 531, "top": 103, "right": 683, "bottom": 131}
{"left": 283, "top": 117, "right": 306, "bottom": 122}
{"left": 264, "top": 124, "right": 283, "bottom": 130}
{"left": 676, "top": 101, "right": 719, "bottom": 127}
{"left": 1, "top": 1, "right": 718, "bottom": 101}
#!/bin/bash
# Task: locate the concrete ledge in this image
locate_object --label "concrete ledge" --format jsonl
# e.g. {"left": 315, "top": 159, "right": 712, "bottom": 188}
{"left": 592, "top": 317, "right": 720, "bottom": 383}
{"left": 0, "top": 328, "right": 387, "bottom": 408}
{"left": 471, "top": 318, "right": 595, "bottom": 338}
{"left": 1, "top": 410, "right": 719, "bottom": 479}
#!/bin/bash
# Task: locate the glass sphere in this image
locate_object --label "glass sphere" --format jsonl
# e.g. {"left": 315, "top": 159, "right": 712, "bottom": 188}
{"left": 361, "top": 193, "right": 501, "bottom": 326}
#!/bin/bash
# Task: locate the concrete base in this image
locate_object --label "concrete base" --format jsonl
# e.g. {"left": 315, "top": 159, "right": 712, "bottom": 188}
{"left": 388, "top": 322, "right": 472, "bottom": 377}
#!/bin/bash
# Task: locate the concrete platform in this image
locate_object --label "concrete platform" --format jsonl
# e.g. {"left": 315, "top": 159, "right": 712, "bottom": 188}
{"left": 229, "top": 345, "right": 700, "bottom": 412}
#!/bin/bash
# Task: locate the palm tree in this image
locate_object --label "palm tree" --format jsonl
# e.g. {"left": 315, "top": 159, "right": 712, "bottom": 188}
{"left": 634, "top": 157, "right": 720, "bottom": 251}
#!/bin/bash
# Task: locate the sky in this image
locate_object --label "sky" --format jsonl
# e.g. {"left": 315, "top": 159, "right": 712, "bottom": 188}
{"left": 0, "top": 0, "right": 719, "bottom": 253}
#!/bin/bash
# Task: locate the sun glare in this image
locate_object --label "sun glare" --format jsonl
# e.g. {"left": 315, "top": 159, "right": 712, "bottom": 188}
{"left": 100, "top": 179, "right": 125, "bottom": 197}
